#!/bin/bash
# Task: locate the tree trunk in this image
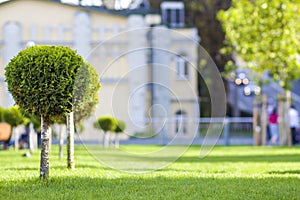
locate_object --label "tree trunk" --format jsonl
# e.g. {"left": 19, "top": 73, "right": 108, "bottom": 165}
{"left": 29, "top": 123, "right": 36, "bottom": 152}
{"left": 40, "top": 115, "right": 50, "bottom": 179}
{"left": 253, "top": 98, "right": 260, "bottom": 146}
{"left": 115, "top": 134, "right": 120, "bottom": 149}
{"left": 48, "top": 126, "right": 52, "bottom": 155}
{"left": 104, "top": 132, "right": 110, "bottom": 148}
{"left": 67, "top": 112, "right": 75, "bottom": 169}
{"left": 285, "top": 91, "right": 292, "bottom": 146}
{"left": 59, "top": 125, "right": 65, "bottom": 159}
{"left": 261, "top": 95, "right": 267, "bottom": 146}
{"left": 103, "top": 132, "right": 106, "bottom": 148}
{"left": 278, "top": 91, "right": 291, "bottom": 146}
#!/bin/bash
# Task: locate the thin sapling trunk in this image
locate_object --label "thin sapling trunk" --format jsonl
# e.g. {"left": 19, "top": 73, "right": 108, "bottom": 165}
{"left": 40, "top": 115, "right": 50, "bottom": 179}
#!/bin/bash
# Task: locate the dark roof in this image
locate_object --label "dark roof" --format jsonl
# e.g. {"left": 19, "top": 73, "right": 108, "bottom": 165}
{"left": 76, "top": 5, "right": 159, "bottom": 17}
{"left": 0, "top": 0, "right": 160, "bottom": 17}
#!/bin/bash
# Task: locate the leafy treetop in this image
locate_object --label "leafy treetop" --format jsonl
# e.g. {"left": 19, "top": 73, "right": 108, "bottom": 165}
{"left": 5, "top": 45, "right": 84, "bottom": 122}
{"left": 218, "top": 0, "right": 300, "bottom": 89}
{"left": 73, "top": 61, "right": 101, "bottom": 124}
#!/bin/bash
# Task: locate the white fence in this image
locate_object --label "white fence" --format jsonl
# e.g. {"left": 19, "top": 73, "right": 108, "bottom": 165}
{"left": 118, "top": 117, "right": 254, "bottom": 146}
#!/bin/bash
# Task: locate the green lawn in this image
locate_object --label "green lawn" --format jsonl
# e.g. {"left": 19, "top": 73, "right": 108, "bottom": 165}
{"left": 0, "top": 145, "right": 300, "bottom": 200}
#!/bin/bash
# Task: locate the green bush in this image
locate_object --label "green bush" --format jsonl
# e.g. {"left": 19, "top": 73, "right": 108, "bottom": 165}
{"left": 5, "top": 45, "right": 84, "bottom": 122}
{"left": 93, "top": 116, "right": 117, "bottom": 133}
{"left": 114, "top": 120, "right": 126, "bottom": 134}
{"left": 3, "top": 106, "right": 24, "bottom": 127}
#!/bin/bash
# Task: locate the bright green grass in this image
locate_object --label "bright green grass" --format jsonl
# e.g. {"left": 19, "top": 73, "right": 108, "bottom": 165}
{"left": 0, "top": 145, "right": 300, "bottom": 200}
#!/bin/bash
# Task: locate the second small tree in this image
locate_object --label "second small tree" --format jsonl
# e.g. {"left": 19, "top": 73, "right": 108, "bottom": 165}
{"left": 93, "top": 116, "right": 117, "bottom": 148}
{"left": 2, "top": 106, "right": 24, "bottom": 150}
{"left": 114, "top": 120, "right": 126, "bottom": 148}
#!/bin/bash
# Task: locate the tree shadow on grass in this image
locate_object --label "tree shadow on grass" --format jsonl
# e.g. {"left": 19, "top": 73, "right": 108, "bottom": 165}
{"left": 3, "top": 164, "right": 110, "bottom": 172}
{"left": 269, "top": 170, "right": 300, "bottom": 175}
{"left": 1, "top": 176, "right": 299, "bottom": 200}
{"left": 180, "top": 154, "right": 300, "bottom": 163}
{"left": 3, "top": 167, "right": 38, "bottom": 171}
{"left": 88, "top": 151, "right": 300, "bottom": 164}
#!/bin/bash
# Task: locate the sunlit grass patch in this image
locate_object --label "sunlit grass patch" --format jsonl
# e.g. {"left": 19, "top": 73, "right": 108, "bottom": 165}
{"left": 0, "top": 145, "right": 299, "bottom": 199}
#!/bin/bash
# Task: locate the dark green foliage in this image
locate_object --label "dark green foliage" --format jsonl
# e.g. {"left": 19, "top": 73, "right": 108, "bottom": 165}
{"left": 73, "top": 62, "right": 101, "bottom": 124}
{"left": 114, "top": 120, "right": 126, "bottom": 134}
{"left": 93, "top": 116, "right": 117, "bottom": 133}
{"left": 5, "top": 45, "right": 84, "bottom": 122}
{"left": 50, "top": 62, "right": 100, "bottom": 126}
{"left": 3, "top": 106, "right": 24, "bottom": 128}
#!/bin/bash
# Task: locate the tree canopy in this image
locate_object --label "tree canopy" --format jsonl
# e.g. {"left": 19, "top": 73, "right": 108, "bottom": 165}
{"left": 73, "top": 62, "right": 101, "bottom": 124}
{"left": 5, "top": 45, "right": 84, "bottom": 121}
{"left": 93, "top": 116, "right": 117, "bottom": 133}
{"left": 218, "top": 0, "right": 300, "bottom": 89}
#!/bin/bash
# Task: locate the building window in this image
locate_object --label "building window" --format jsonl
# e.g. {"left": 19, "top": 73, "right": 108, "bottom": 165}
{"left": 161, "top": 2, "right": 184, "bottom": 28}
{"left": 175, "top": 110, "right": 187, "bottom": 135}
{"left": 175, "top": 54, "right": 189, "bottom": 79}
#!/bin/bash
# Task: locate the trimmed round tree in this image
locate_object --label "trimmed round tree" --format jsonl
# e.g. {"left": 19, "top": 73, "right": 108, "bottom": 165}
{"left": 73, "top": 62, "right": 100, "bottom": 124}
{"left": 3, "top": 106, "right": 25, "bottom": 151}
{"left": 37, "top": 61, "right": 100, "bottom": 169}
{"left": 93, "top": 116, "right": 117, "bottom": 148}
{"left": 114, "top": 119, "right": 126, "bottom": 148}
{"left": 3, "top": 106, "right": 24, "bottom": 128}
{"left": 5, "top": 45, "right": 85, "bottom": 179}
{"left": 67, "top": 61, "right": 100, "bottom": 169}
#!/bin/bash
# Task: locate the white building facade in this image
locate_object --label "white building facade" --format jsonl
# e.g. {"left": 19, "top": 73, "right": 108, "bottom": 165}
{"left": 0, "top": 0, "right": 199, "bottom": 139}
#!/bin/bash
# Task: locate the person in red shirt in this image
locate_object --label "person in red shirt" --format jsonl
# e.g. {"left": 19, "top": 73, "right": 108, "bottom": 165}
{"left": 269, "top": 108, "right": 279, "bottom": 145}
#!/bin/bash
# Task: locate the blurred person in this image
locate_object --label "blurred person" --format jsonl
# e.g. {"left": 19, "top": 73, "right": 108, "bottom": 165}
{"left": 268, "top": 108, "right": 279, "bottom": 145}
{"left": 289, "top": 105, "right": 300, "bottom": 145}
{"left": 266, "top": 104, "right": 274, "bottom": 142}
{"left": 19, "top": 126, "right": 29, "bottom": 149}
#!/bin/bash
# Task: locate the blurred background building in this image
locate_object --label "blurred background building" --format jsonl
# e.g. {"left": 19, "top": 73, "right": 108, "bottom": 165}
{"left": 0, "top": 0, "right": 199, "bottom": 138}
{"left": 1, "top": 0, "right": 299, "bottom": 142}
